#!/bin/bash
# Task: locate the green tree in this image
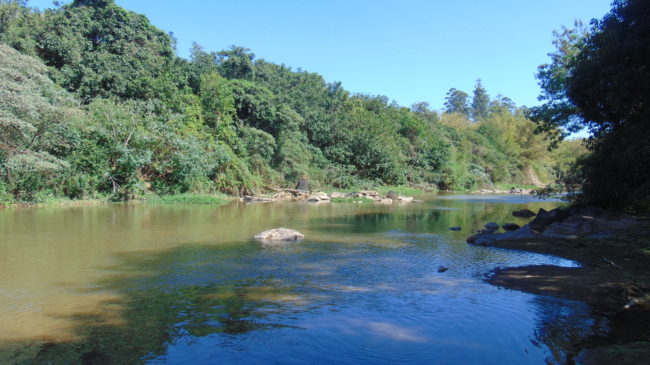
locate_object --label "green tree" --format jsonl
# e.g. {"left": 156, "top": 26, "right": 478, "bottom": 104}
{"left": 443, "top": 88, "right": 470, "bottom": 116}
{"left": 528, "top": 20, "right": 589, "bottom": 146}
{"left": 35, "top": 0, "right": 178, "bottom": 102}
{"left": 532, "top": 0, "right": 650, "bottom": 211}
{"left": 0, "top": 44, "right": 79, "bottom": 201}
{"left": 471, "top": 79, "right": 490, "bottom": 121}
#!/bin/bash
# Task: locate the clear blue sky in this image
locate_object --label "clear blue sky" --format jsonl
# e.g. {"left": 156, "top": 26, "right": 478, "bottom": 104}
{"left": 29, "top": 0, "right": 612, "bottom": 110}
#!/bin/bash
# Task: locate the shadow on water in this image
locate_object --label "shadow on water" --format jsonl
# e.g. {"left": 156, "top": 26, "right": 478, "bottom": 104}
{"left": 4, "top": 242, "right": 309, "bottom": 364}
{"left": 2, "top": 241, "right": 602, "bottom": 364}
{"left": 0, "top": 195, "right": 605, "bottom": 364}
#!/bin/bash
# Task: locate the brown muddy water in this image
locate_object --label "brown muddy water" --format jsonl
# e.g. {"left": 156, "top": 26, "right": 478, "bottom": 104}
{"left": 0, "top": 194, "right": 607, "bottom": 364}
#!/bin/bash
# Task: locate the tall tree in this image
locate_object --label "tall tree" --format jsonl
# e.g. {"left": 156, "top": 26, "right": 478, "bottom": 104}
{"left": 532, "top": 0, "right": 650, "bottom": 211}
{"left": 443, "top": 88, "right": 470, "bottom": 116}
{"left": 36, "top": 0, "right": 177, "bottom": 102}
{"left": 471, "top": 79, "right": 490, "bottom": 121}
{"left": 528, "top": 20, "right": 589, "bottom": 145}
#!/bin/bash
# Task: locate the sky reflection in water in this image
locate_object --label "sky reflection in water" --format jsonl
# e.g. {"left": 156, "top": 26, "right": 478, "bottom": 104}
{"left": 0, "top": 195, "right": 603, "bottom": 364}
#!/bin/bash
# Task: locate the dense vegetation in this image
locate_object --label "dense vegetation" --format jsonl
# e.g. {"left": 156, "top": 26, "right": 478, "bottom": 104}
{"left": 531, "top": 0, "right": 649, "bottom": 212}
{"left": 0, "top": 0, "right": 582, "bottom": 205}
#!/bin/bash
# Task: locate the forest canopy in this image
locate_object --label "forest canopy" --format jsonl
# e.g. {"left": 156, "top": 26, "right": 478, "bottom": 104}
{"left": 0, "top": 0, "right": 586, "bottom": 205}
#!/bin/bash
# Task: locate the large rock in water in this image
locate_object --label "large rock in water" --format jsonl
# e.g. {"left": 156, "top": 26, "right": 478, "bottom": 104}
{"left": 254, "top": 228, "right": 304, "bottom": 241}
{"left": 512, "top": 209, "right": 536, "bottom": 218}
{"left": 484, "top": 222, "right": 500, "bottom": 232}
{"left": 467, "top": 224, "right": 539, "bottom": 245}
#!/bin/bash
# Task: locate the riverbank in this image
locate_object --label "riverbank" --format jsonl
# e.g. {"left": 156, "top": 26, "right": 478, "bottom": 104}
{"left": 1, "top": 184, "right": 544, "bottom": 209}
{"left": 0, "top": 193, "right": 235, "bottom": 209}
{"left": 481, "top": 227, "right": 650, "bottom": 363}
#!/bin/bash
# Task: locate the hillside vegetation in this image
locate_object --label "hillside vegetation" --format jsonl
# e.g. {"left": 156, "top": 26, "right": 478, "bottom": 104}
{"left": 0, "top": 0, "right": 584, "bottom": 204}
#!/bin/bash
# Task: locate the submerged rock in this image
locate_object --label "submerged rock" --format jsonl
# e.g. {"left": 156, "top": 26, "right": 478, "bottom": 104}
{"left": 484, "top": 222, "right": 500, "bottom": 232}
{"left": 438, "top": 266, "right": 449, "bottom": 273}
{"left": 254, "top": 228, "right": 304, "bottom": 241}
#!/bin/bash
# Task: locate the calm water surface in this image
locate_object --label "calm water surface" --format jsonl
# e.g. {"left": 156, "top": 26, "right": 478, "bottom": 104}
{"left": 0, "top": 194, "right": 608, "bottom": 364}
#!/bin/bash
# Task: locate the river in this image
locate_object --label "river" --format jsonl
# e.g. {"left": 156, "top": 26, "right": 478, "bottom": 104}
{"left": 0, "top": 194, "right": 608, "bottom": 364}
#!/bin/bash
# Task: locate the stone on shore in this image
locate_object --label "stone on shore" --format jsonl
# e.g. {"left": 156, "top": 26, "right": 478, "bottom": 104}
{"left": 254, "top": 228, "right": 304, "bottom": 241}
{"left": 449, "top": 226, "right": 461, "bottom": 231}
{"left": 484, "top": 222, "right": 499, "bottom": 232}
{"left": 243, "top": 196, "right": 274, "bottom": 203}
{"left": 396, "top": 196, "right": 414, "bottom": 202}
{"left": 467, "top": 224, "right": 539, "bottom": 245}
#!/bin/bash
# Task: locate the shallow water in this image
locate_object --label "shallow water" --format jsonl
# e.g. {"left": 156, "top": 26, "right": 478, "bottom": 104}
{"left": 0, "top": 194, "right": 607, "bottom": 364}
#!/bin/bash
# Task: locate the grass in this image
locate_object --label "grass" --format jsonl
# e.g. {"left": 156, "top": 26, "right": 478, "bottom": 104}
{"left": 375, "top": 185, "right": 429, "bottom": 196}
{"left": 144, "top": 193, "right": 232, "bottom": 205}
{"left": 493, "top": 183, "right": 542, "bottom": 190}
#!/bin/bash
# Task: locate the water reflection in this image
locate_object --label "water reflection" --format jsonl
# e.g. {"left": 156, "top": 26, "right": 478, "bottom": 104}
{"left": 0, "top": 195, "right": 603, "bottom": 364}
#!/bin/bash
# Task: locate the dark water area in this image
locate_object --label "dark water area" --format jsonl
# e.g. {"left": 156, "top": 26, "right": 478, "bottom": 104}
{"left": 0, "top": 194, "right": 609, "bottom": 364}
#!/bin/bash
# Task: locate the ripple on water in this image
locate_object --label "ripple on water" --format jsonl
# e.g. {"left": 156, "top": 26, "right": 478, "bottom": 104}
{"left": 0, "top": 195, "right": 598, "bottom": 364}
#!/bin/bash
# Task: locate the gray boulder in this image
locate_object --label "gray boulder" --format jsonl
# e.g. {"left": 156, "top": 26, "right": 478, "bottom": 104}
{"left": 529, "top": 208, "right": 570, "bottom": 231}
{"left": 484, "top": 222, "right": 500, "bottom": 232}
{"left": 386, "top": 190, "right": 399, "bottom": 199}
{"left": 467, "top": 224, "right": 539, "bottom": 245}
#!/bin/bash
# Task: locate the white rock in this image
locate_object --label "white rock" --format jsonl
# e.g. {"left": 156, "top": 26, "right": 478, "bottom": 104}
{"left": 254, "top": 228, "right": 304, "bottom": 241}
{"left": 315, "top": 192, "right": 330, "bottom": 200}
{"left": 396, "top": 196, "right": 414, "bottom": 202}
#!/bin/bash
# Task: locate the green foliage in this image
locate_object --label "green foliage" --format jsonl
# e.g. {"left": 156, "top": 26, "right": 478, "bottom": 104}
{"left": 444, "top": 88, "right": 470, "bottom": 116}
{"left": 0, "top": 44, "right": 78, "bottom": 201}
{"left": 36, "top": 0, "right": 178, "bottom": 103}
{"left": 533, "top": 0, "right": 650, "bottom": 211}
{"left": 471, "top": 79, "right": 490, "bottom": 121}
{"left": 0, "top": 0, "right": 41, "bottom": 55}
{"left": 0, "top": 0, "right": 582, "bottom": 204}
{"left": 145, "top": 193, "right": 230, "bottom": 205}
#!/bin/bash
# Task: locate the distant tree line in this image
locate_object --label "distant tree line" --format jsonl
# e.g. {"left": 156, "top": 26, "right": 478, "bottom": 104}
{"left": 0, "top": 0, "right": 584, "bottom": 204}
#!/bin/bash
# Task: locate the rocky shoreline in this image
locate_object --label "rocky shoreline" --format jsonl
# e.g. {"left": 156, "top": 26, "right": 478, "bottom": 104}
{"left": 467, "top": 206, "right": 650, "bottom": 363}
{"left": 242, "top": 189, "right": 421, "bottom": 204}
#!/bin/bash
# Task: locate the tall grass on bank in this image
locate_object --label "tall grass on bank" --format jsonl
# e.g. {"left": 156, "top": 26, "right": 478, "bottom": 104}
{"left": 145, "top": 193, "right": 232, "bottom": 205}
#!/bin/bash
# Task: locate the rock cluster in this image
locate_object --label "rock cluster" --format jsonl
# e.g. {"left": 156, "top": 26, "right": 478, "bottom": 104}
{"left": 471, "top": 188, "right": 535, "bottom": 195}
{"left": 467, "top": 205, "right": 642, "bottom": 245}
{"left": 242, "top": 189, "right": 420, "bottom": 204}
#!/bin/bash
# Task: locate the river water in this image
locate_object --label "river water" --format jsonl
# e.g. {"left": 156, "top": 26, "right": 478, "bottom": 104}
{"left": 0, "top": 194, "right": 608, "bottom": 364}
